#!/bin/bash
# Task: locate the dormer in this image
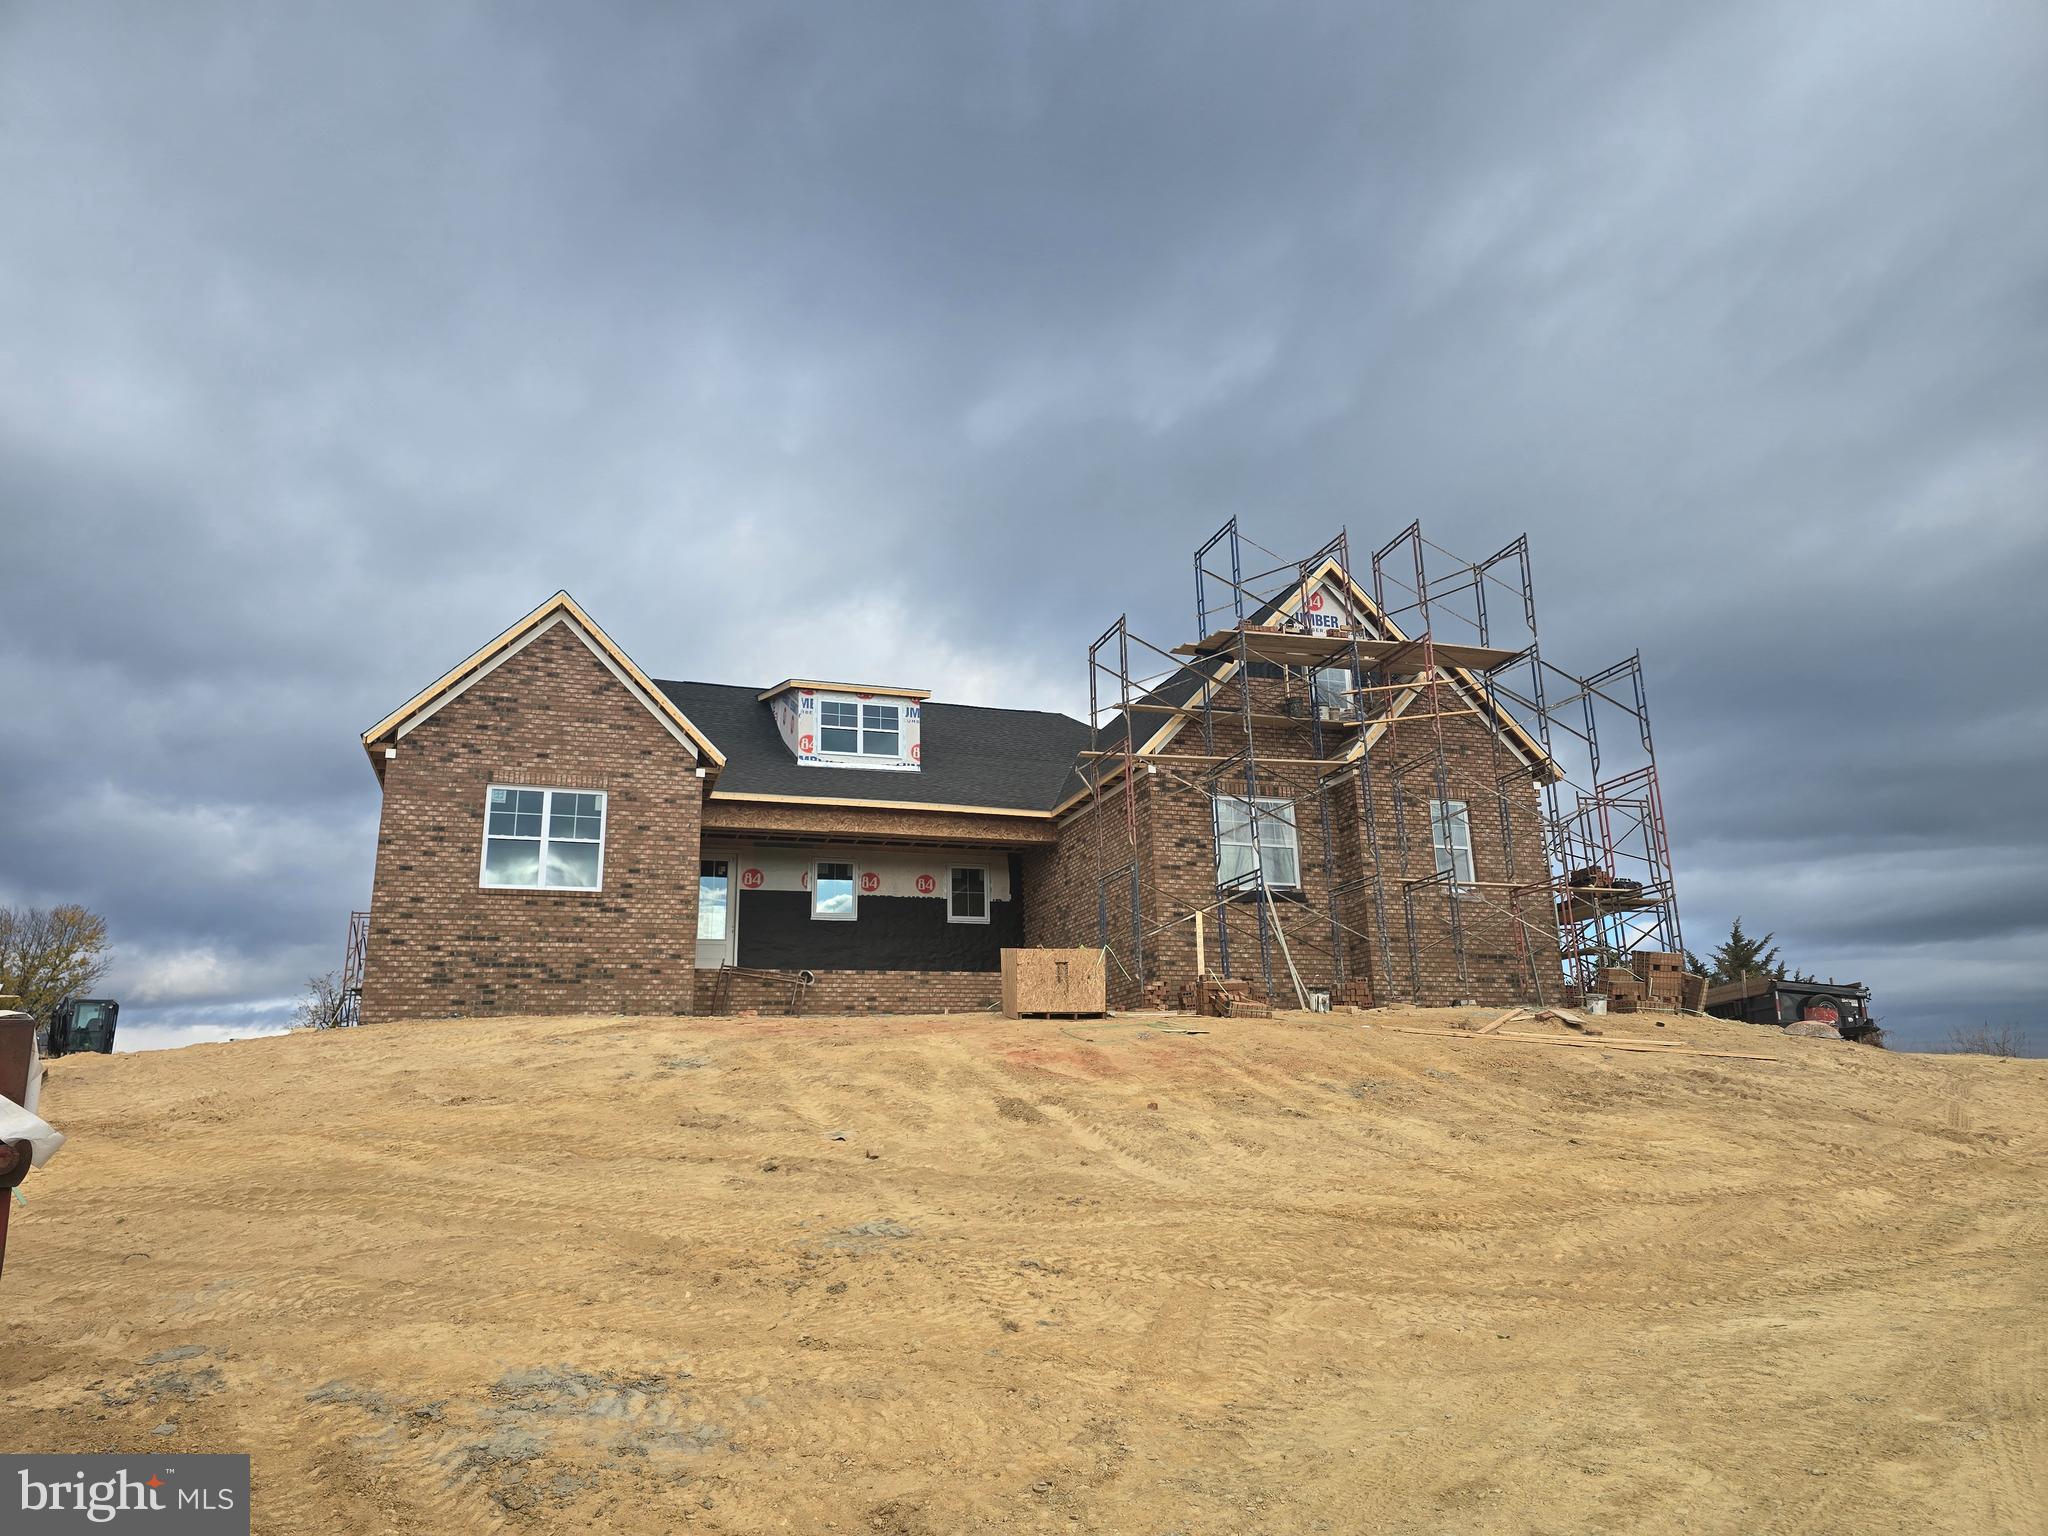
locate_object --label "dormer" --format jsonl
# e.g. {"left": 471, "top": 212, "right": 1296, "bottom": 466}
{"left": 758, "top": 679, "right": 930, "bottom": 773}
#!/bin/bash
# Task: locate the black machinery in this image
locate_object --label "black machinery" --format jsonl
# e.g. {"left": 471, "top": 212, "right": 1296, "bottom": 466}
{"left": 42, "top": 997, "right": 120, "bottom": 1056}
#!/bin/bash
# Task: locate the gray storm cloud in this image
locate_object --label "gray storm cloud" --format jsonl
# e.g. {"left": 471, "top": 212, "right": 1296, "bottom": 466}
{"left": 3, "top": 1, "right": 2043, "bottom": 1050}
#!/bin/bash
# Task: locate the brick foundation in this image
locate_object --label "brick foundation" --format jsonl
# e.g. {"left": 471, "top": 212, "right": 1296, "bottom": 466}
{"left": 694, "top": 968, "right": 1001, "bottom": 1016}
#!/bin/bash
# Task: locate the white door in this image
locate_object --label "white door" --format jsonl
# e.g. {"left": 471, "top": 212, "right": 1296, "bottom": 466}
{"left": 695, "top": 856, "right": 738, "bottom": 968}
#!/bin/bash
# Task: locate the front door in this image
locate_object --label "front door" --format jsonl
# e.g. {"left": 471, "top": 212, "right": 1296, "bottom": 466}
{"left": 696, "top": 857, "right": 737, "bottom": 968}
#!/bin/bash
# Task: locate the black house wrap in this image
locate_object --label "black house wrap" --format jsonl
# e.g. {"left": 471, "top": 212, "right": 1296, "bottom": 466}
{"left": 737, "top": 892, "right": 1022, "bottom": 971}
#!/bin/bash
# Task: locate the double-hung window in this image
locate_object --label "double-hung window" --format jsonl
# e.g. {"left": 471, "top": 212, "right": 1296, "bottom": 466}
{"left": 862, "top": 702, "right": 900, "bottom": 756}
{"left": 1430, "top": 799, "right": 1475, "bottom": 886}
{"left": 813, "top": 860, "right": 856, "bottom": 920}
{"left": 818, "top": 699, "right": 860, "bottom": 753}
{"left": 482, "top": 786, "right": 606, "bottom": 890}
{"left": 948, "top": 866, "right": 989, "bottom": 923}
{"left": 1213, "top": 795, "right": 1300, "bottom": 890}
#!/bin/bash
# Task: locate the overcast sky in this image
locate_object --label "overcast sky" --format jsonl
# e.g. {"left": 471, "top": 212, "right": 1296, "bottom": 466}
{"left": 4, "top": 2, "right": 2043, "bottom": 1053}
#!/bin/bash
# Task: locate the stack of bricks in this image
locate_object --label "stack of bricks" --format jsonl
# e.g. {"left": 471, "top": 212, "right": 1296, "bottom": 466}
{"left": 1628, "top": 952, "right": 1691, "bottom": 1010}
{"left": 1601, "top": 967, "right": 1646, "bottom": 1012}
{"left": 1679, "top": 972, "right": 1707, "bottom": 1011}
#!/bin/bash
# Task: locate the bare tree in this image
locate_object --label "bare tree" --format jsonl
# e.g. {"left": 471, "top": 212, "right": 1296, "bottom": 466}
{"left": 0, "top": 903, "right": 112, "bottom": 1021}
{"left": 1945, "top": 1022, "right": 2032, "bottom": 1059}
{"left": 292, "top": 970, "right": 352, "bottom": 1030}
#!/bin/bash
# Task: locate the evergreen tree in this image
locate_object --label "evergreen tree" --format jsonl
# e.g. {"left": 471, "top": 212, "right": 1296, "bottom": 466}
{"left": 1706, "top": 917, "right": 1785, "bottom": 983}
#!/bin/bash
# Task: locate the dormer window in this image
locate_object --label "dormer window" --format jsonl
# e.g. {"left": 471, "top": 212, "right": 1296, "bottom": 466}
{"left": 760, "top": 679, "right": 926, "bottom": 772}
{"left": 861, "top": 702, "right": 900, "bottom": 756}
{"left": 819, "top": 699, "right": 859, "bottom": 752}
{"left": 818, "top": 698, "right": 900, "bottom": 756}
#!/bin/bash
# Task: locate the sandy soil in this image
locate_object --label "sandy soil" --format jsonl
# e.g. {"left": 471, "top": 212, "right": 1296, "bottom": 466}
{"left": 5, "top": 1005, "right": 2045, "bottom": 1534}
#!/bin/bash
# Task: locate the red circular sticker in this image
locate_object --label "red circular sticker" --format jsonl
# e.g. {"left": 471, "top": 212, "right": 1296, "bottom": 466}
{"left": 799, "top": 733, "right": 814, "bottom": 753}
{"left": 916, "top": 873, "right": 936, "bottom": 894}
{"left": 1307, "top": 590, "right": 1325, "bottom": 613}
{"left": 909, "top": 742, "right": 922, "bottom": 762}
{"left": 740, "top": 868, "right": 765, "bottom": 889}
{"left": 860, "top": 871, "right": 881, "bottom": 893}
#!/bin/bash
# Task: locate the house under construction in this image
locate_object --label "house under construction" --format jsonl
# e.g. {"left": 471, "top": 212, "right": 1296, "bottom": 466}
{"left": 1038, "top": 519, "right": 1682, "bottom": 1011}
{"left": 344, "top": 520, "right": 1680, "bottom": 1023}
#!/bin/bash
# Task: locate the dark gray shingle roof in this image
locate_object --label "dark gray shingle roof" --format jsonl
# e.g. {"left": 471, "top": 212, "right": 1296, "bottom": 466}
{"left": 656, "top": 680, "right": 1092, "bottom": 813}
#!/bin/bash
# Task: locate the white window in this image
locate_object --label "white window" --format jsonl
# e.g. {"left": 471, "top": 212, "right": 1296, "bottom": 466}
{"left": 948, "top": 866, "right": 989, "bottom": 924}
{"left": 1213, "top": 795, "right": 1300, "bottom": 890}
{"left": 813, "top": 860, "right": 857, "bottom": 920}
{"left": 862, "top": 702, "right": 900, "bottom": 757}
{"left": 1431, "top": 799, "right": 1475, "bottom": 886}
{"left": 818, "top": 699, "right": 859, "bottom": 753}
{"left": 481, "top": 786, "right": 606, "bottom": 891}
{"left": 816, "top": 698, "right": 901, "bottom": 757}
{"left": 1313, "top": 667, "right": 1355, "bottom": 712}
{"left": 698, "top": 859, "right": 729, "bottom": 939}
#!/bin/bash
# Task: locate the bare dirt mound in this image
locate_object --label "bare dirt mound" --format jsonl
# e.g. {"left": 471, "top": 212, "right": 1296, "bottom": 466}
{"left": 7, "top": 1007, "right": 2045, "bottom": 1533}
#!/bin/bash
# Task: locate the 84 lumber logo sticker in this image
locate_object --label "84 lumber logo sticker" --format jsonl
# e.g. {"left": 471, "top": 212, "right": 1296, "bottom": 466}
{"left": 5, "top": 1456, "right": 248, "bottom": 1533}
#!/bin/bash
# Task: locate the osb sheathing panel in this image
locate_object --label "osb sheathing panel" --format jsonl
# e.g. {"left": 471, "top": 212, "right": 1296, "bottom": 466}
{"left": 701, "top": 795, "right": 1059, "bottom": 847}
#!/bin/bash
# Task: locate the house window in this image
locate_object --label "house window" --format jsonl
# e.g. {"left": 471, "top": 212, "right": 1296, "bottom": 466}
{"left": 813, "top": 860, "right": 856, "bottom": 920}
{"left": 481, "top": 786, "right": 606, "bottom": 890}
{"left": 1313, "top": 667, "right": 1355, "bottom": 713}
{"left": 948, "top": 866, "right": 989, "bottom": 923}
{"left": 698, "top": 859, "right": 729, "bottom": 939}
{"left": 862, "top": 702, "right": 900, "bottom": 756}
{"left": 1213, "top": 795, "right": 1300, "bottom": 890}
{"left": 1431, "top": 799, "right": 1475, "bottom": 886}
{"left": 819, "top": 699, "right": 859, "bottom": 753}
{"left": 815, "top": 698, "right": 902, "bottom": 757}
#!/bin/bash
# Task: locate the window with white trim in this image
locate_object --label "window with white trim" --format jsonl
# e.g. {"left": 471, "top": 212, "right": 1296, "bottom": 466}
{"left": 948, "top": 866, "right": 989, "bottom": 923}
{"left": 698, "top": 859, "right": 729, "bottom": 939}
{"left": 862, "top": 702, "right": 900, "bottom": 756}
{"left": 818, "top": 699, "right": 859, "bottom": 753}
{"left": 1213, "top": 795, "right": 1300, "bottom": 890}
{"left": 813, "top": 860, "right": 856, "bottom": 920}
{"left": 816, "top": 697, "right": 902, "bottom": 757}
{"left": 1430, "top": 799, "right": 1475, "bottom": 886}
{"left": 481, "top": 787, "right": 606, "bottom": 890}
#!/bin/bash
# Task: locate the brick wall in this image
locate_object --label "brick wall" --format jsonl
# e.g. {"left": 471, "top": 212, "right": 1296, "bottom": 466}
{"left": 1021, "top": 774, "right": 1158, "bottom": 1008}
{"left": 694, "top": 968, "right": 1000, "bottom": 1015}
{"left": 1024, "top": 667, "right": 1560, "bottom": 1008}
{"left": 360, "top": 619, "right": 704, "bottom": 1024}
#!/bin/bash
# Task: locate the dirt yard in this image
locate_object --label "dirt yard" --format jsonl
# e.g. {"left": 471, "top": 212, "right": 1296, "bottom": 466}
{"left": 6, "top": 1006, "right": 2044, "bottom": 1534}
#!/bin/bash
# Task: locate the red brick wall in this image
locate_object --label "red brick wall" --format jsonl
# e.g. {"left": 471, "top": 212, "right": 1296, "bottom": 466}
{"left": 1021, "top": 774, "right": 1158, "bottom": 1008}
{"left": 694, "top": 968, "right": 999, "bottom": 1015}
{"left": 360, "top": 619, "right": 704, "bottom": 1024}
{"left": 1024, "top": 668, "right": 1560, "bottom": 1008}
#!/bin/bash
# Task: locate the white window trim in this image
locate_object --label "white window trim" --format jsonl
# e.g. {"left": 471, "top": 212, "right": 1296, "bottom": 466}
{"left": 811, "top": 859, "right": 858, "bottom": 921}
{"left": 947, "top": 865, "right": 991, "bottom": 924}
{"left": 697, "top": 858, "right": 731, "bottom": 940}
{"left": 1213, "top": 794, "right": 1301, "bottom": 891}
{"left": 1430, "top": 799, "right": 1476, "bottom": 887}
{"left": 816, "top": 697, "right": 903, "bottom": 759}
{"left": 479, "top": 785, "right": 608, "bottom": 893}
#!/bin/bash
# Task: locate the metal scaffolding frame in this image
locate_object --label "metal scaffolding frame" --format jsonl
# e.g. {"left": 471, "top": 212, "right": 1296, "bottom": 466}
{"left": 1079, "top": 518, "right": 1683, "bottom": 1007}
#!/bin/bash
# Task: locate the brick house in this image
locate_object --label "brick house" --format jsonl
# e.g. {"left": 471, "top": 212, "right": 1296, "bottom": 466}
{"left": 355, "top": 560, "right": 1562, "bottom": 1024}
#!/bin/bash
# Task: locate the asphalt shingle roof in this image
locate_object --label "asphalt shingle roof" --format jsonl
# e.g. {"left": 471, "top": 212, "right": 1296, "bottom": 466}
{"left": 656, "top": 680, "right": 1093, "bottom": 813}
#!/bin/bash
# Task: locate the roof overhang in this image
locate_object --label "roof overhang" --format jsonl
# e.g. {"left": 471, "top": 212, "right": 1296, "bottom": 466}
{"left": 359, "top": 591, "right": 726, "bottom": 775}
{"left": 756, "top": 679, "right": 932, "bottom": 703}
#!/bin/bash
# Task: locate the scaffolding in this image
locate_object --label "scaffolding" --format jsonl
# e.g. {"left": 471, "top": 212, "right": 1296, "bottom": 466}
{"left": 337, "top": 909, "right": 369, "bottom": 1027}
{"left": 1078, "top": 519, "right": 1682, "bottom": 1008}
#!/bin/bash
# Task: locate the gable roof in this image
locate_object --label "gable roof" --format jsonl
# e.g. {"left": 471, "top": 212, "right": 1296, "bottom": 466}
{"left": 660, "top": 680, "right": 1090, "bottom": 814}
{"left": 360, "top": 591, "right": 726, "bottom": 770}
{"left": 1070, "top": 556, "right": 1556, "bottom": 809}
